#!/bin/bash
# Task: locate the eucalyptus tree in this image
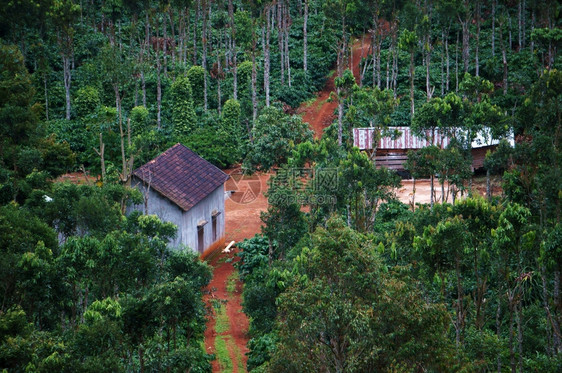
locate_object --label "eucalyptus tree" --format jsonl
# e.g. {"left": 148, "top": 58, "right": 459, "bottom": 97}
{"left": 345, "top": 84, "right": 398, "bottom": 161}
{"left": 398, "top": 28, "right": 418, "bottom": 116}
{"left": 332, "top": 69, "right": 357, "bottom": 146}
{"left": 47, "top": 0, "right": 81, "bottom": 120}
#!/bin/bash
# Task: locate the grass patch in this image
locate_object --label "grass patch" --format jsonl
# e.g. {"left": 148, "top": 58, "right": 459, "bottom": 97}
{"left": 232, "top": 338, "right": 245, "bottom": 372}
{"left": 215, "top": 336, "right": 233, "bottom": 372}
{"left": 303, "top": 96, "right": 318, "bottom": 107}
{"left": 226, "top": 271, "right": 240, "bottom": 295}
{"left": 215, "top": 304, "right": 230, "bottom": 334}
{"left": 215, "top": 335, "right": 245, "bottom": 373}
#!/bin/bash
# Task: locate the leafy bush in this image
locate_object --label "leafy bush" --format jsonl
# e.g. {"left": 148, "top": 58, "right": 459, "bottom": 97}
{"left": 74, "top": 86, "right": 101, "bottom": 118}
{"left": 171, "top": 76, "right": 197, "bottom": 137}
{"left": 187, "top": 65, "right": 205, "bottom": 108}
{"left": 243, "top": 106, "right": 313, "bottom": 172}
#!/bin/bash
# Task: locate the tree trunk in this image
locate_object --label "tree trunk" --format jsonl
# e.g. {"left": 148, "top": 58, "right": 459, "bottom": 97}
{"left": 530, "top": 6, "right": 534, "bottom": 54}
{"left": 44, "top": 74, "right": 49, "bottom": 121}
{"left": 156, "top": 21, "right": 162, "bottom": 129}
{"left": 412, "top": 177, "right": 416, "bottom": 211}
{"left": 251, "top": 39, "right": 258, "bottom": 122}
{"left": 522, "top": 0, "right": 526, "bottom": 48}
{"left": 391, "top": 20, "right": 398, "bottom": 97}
{"left": 141, "top": 13, "right": 148, "bottom": 107}
{"left": 552, "top": 269, "right": 562, "bottom": 354}
{"left": 303, "top": 0, "right": 308, "bottom": 72}
{"left": 445, "top": 26, "right": 450, "bottom": 92}
{"left": 284, "top": 1, "right": 291, "bottom": 87}
{"left": 168, "top": 9, "right": 176, "bottom": 65}
{"left": 228, "top": 0, "right": 237, "bottom": 100}
{"left": 94, "top": 133, "right": 106, "bottom": 181}
{"left": 500, "top": 19, "right": 508, "bottom": 95}
{"left": 425, "top": 39, "right": 432, "bottom": 100}
{"left": 461, "top": 18, "right": 469, "bottom": 73}
{"left": 372, "top": 5, "right": 381, "bottom": 88}
{"left": 193, "top": 0, "right": 199, "bottom": 65}
{"left": 475, "top": 0, "right": 480, "bottom": 76}
{"left": 163, "top": 12, "right": 167, "bottom": 75}
{"left": 509, "top": 16, "right": 512, "bottom": 50}
{"left": 409, "top": 51, "right": 415, "bottom": 116}
{"left": 455, "top": 32, "right": 459, "bottom": 91}
{"left": 63, "top": 55, "right": 71, "bottom": 120}
{"left": 518, "top": 0, "right": 522, "bottom": 50}
{"left": 268, "top": 237, "right": 274, "bottom": 267}
{"left": 178, "top": 9, "right": 185, "bottom": 65}
{"left": 386, "top": 53, "right": 390, "bottom": 89}
{"left": 141, "top": 71, "right": 146, "bottom": 107}
{"left": 509, "top": 296, "right": 516, "bottom": 373}
{"left": 492, "top": 0, "right": 496, "bottom": 57}
{"left": 264, "top": 7, "right": 271, "bottom": 107}
{"left": 497, "top": 296, "right": 502, "bottom": 373}
{"left": 517, "top": 303, "right": 523, "bottom": 373}
{"left": 430, "top": 174, "right": 434, "bottom": 209}
{"left": 202, "top": 0, "right": 208, "bottom": 112}
{"left": 217, "top": 50, "right": 222, "bottom": 114}
{"left": 117, "top": 87, "right": 128, "bottom": 184}
{"left": 455, "top": 255, "right": 464, "bottom": 348}
{"left": 337, "top": 89, "right": 344, "bottom": 147}
{"left": 278, "top": 1, "right": 285, "bottom": 85}
{"left": 487, "top": 168, "right": 492, "bottom": 201}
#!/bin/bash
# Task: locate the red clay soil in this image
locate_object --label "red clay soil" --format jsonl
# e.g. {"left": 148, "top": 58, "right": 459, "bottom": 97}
{"left": 203, "top": 168, "right": 270, "bottom": 372}
{"left": 299, "top": 35, "right": 372, "bottom": 139}
{"left": 55, "top": 171, "right": 96, "bottom": 184}
{"left": 204, "top": 36, "right": 373, "bottom": 372}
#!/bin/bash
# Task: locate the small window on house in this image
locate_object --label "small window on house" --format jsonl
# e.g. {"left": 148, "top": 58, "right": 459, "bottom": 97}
{"left": 197, "top": 227, "right": 204, "bottom": 252}
{"left": 212, "top": 210, "right": 221, "bottom": 242}
{"left": 197, "top": 220, "right": 207, "bottom": 253}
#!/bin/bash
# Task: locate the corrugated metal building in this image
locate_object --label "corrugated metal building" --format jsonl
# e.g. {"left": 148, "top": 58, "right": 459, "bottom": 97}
{"left": 353, "top": 127, "right": 512, "bottom": 171}
{"left": 130, "top": 143, "right": 229, "bottom": 257}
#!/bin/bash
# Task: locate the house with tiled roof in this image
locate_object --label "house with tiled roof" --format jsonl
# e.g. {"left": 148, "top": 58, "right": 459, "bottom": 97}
{"left": 130, "top": 143, "right": 229, "bottom": 256}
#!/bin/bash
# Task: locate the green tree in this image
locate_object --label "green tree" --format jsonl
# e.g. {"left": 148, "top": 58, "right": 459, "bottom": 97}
{"left": 491, "top": 203, "right": 536, "bottom": 373}
{"left": 47, "top": 0, "right": 81, "bottom": 120}
{"left": 338, "top": 147, "right": 401, "bottom": 231}
{"left": 398, "top": 28, "right": 418, "bottom": 117}
{"left": 270, "top": 216, "right": 457, "bottom": 372}
{"left": 0, "top": 204, "right": 58, "bottom": 322}
{"left": 261, "top": 167, "right": 308, "bottom": 263}
{"left": 331, "top": 69, "right": 356, "bottom": 146}
{"left": 243, "top": 106, "right": 313, "bottom": 172}
{"left": 0, "top": 44, "right": 39, "bottom": 167}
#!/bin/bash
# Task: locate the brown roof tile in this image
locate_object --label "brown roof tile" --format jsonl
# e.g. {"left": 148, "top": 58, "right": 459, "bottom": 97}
{"left": 133, "top": 143, "right": 229, "bottom": 211}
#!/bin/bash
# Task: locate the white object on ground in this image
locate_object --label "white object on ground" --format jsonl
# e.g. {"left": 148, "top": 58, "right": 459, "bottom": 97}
{"left": 222, "top": 240, "right": 236, "bottom": 253}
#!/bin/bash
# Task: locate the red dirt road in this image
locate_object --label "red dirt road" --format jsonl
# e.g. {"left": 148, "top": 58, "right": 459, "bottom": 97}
{"left": 203, "top": 169, "right": 270, "bottom": 372}
{"left": 299, "top": 35, "right": 372, "bottom": 139}
{"left": 204, "top": 36, "right": 374, "bottom": 373}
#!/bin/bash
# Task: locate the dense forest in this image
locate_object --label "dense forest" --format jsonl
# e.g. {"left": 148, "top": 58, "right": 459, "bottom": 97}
{"left": 0, "top": 0, "right": 561, "bottom": 372}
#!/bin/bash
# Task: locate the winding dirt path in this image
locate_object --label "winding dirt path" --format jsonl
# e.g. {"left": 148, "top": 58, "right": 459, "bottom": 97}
{"left": 203, "top": 36, "right": 371, "bottom": 373}
{"left": 299, "top": 35, "right": 372, "bottom": 138}
{"left": 203, "top": 169, "right": 270, "bottom": 372}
